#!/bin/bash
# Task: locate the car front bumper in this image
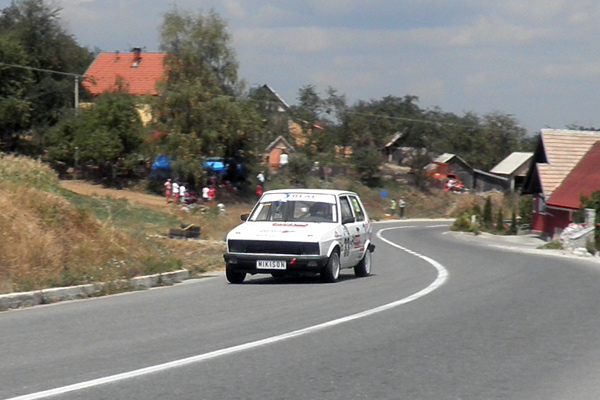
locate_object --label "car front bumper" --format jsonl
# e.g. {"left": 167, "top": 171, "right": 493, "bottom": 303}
{"left": 223, "top": 253, "right": 330, "bottom": 274}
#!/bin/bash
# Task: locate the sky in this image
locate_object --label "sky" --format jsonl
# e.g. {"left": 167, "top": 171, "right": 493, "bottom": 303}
{"left": 3, "top": 0, "right": 600, "bottom": 134}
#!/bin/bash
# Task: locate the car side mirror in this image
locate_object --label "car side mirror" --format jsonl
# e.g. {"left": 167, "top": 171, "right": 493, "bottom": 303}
{"left": 241, "top": 213, "right": 249, "bottom": 221}
{"left": 342, "top": 215, "right": 355, "bottom": 224}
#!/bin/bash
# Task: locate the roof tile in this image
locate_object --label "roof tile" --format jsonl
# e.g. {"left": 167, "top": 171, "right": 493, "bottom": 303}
{"left": 537, "top": 129, "right": 600, "bottom": 196}
{"left": 547, "top": 141, "right": 600, "bottom": 209}
{"left": 83, "top": 52, "right": 167, "bottom": 96}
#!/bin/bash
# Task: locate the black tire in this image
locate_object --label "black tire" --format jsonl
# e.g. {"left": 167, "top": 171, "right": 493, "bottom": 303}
{"left": 321, "top": 250, "right": 341, "bottom": 283}
{"left": 354, "top": 247, "right": 372, "bottom": 277}
{"left": 226, "top": 263, "right": 246, "bottom": 284}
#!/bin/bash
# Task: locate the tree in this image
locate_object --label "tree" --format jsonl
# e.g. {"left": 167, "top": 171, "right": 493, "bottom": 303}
{"left": 0, "top": 0, "right": 93, "bottom": 150}
{"left": 509, "top": 210, "right": 518, "bottom": 235}
{"left": 0, "top": 37, "right": 32, "bottom": 149}
{"left": 482, "top": 197, "right": 493, "bottom": 228}
{"left": 495, "top": 208, "right": 504, "bottom": 232}
{"left": 154, "top": 6, "right": 262, "bottom": 185}
{"left": 45, "top": 93, "right": 146, "bottom": 169}
{"left": 159, "top": 6, "right": 238, "bottom": 95}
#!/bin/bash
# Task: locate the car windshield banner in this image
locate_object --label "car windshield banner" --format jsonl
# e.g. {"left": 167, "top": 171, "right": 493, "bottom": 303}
{"left": 261, "top": 193, "right": 336, "bottom": 204}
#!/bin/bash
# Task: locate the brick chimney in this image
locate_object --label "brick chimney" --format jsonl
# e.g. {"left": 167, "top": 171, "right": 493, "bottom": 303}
{"left": 132, "top": 47, "right": 142, "bottom": 67}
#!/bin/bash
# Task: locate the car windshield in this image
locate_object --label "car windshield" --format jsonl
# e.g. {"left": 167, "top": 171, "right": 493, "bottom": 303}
{"left": 249, "top": 193, "right": 337, "bottom": 223}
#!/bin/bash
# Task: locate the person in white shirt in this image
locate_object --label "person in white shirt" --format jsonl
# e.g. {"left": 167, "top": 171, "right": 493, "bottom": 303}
{"left": 179, "top": 183, "right": 186, "bottom": 204}
{"left": 257, "top": 171, "right": 265, "bottom": 188}
{"left": 202, "top": 186, "right": 209, "bottom": 203}
{"left": 172, "top": 180, "right": 180, "bottom": 204}
{"left": 398, "top": 197, "right": 407, "bottom": 218}
{"left": 279, "top": 152, "right": 289, "bottom": 169}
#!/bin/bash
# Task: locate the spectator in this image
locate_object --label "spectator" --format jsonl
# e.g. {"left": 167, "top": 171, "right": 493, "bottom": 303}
{"left": 164, "top": 179, "right": 172, "bottom": 204}
{"left": 202, "top": 185, "right": 209, "bottom": 203}
{"left": 179, "top": 182, "right": 186, "bottom": 204}
{"left": 398, "top": 197, "right": 407, "bottom": 218}
{"left": 257, "top": 171, "right": 265, "bottom": 188}
{"left": 279, "top": 152, "right": 289, "bottom": 170}
{"left": 208, "top": 186, "right": 216, "bottom": 201}
{"left": 172, "top": 180, "right": 180, "bottom": 204}
{"left": 390, "top": 198, "right": 397, "bottom": 216}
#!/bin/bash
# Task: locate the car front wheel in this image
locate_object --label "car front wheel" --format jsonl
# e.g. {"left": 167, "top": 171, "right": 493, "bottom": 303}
{"left": 354, "top": 248, "right": 372, "bottom": 277}
{"left": 321, "top": 250, "right": 340, "bottom": 283}
{"left": 226, "top": 263, "right": 246, "bottom": 284}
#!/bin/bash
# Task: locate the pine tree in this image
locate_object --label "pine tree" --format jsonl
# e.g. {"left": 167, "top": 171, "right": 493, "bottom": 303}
{"left": 496, "top": 208, "right": 504, "bottom": 232}
{"left": 482, "top": 197, "right": 493, "bottom": 228}
{"left": 509, "top": 210, "right": 518, "bottom": 234}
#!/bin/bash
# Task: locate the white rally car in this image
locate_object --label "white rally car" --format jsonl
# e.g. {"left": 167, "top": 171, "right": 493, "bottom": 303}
{"left": 223, "top": 189, "right": 375, "bottom": 283}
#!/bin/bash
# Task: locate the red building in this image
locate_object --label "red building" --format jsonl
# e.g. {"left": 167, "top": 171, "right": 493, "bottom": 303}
{"left": 82, "top": 48, "right": 167, "bottom": 96}
{"left": 523, "top": 129, "right": 600, "bottom": 236}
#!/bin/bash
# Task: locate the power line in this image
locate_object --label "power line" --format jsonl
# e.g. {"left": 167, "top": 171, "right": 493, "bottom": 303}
{"left": 0, "top": 63, "right": 514, "bottom": 131}
{"left": 0, "top": 62, "right": 85, "bottom": 78}
{"left": 0, "top": 62, "right": 85, "bottom": 109}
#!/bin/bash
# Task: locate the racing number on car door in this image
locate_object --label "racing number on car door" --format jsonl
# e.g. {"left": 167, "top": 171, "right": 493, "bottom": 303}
{"left": 339, "top": 196, "right": 354, "bottom": 267}
{"left": 348, "top": 196, "right": 367, "bottom": 262}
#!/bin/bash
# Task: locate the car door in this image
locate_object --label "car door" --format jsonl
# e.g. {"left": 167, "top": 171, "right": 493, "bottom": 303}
{"left": 347, "top": 195, "right": 368, "bottom": 265}
{"left": 338, "top": 196, "right": 355, "bottom": 268}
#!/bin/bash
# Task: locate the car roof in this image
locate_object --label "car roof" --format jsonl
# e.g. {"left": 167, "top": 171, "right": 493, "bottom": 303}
{"left": 262, "top": 188, "right": 358, "bottom": 197}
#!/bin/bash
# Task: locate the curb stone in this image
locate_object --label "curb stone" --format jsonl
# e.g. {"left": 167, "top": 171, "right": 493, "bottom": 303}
{"left": 0, "top": 269, "right": 189, "bottom": 311}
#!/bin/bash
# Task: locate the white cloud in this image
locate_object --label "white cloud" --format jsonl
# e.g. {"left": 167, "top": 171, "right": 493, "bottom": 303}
{"left": 58, "top": 0, "right": 95, "bottom": 5}
{"left": 253, "top": 4, "right": 297, "bottom": 25}
{"left": 235, "top": 27, "right": 334, "bottom": 53}
{"left": 542, "top": 62, "right": 600, "bottom": 79}
{"left": 223, "top": 0, "right": 245, "bottom": 19}
{"left": 464, "top": 72, "right": 489, "bottom": 89}
{"left": 406, "top": 78, "right": 446, "bottom": 103}
{"left": 500, "top": 0, "right": 569, "bottom": 22}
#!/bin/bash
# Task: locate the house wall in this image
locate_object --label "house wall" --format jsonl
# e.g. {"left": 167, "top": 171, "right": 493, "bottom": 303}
{"left": 268, "top": 148, "right": 282, "bottom": 170}
{"left": 473, "top": 172, "right": 508, "bottom": 193}
{"left": 448, "top": 160, "right": 473, "bottom": 188}
{"left": 531, "top": 195, "right": 572, "bottom": 236}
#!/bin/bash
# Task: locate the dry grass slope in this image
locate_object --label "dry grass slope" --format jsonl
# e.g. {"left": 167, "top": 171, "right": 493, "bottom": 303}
{"left": 0, "top": 153, "right": 474, "bottom": 295}
{"left": 0, "top": 155, "right": 187, "bottom": 294}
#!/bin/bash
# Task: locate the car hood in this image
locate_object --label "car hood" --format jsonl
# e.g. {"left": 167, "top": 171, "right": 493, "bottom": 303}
{"left": 227, "top": 221, "right": 339, "bottom": 242}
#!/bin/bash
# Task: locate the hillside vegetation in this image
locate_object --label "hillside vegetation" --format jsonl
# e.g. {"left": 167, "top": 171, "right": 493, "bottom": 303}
{"left": 0, "top": 154, "right": 472, "bottom": 295}
{"left": 0, "top": 154, "right": 230, "bottom": 294}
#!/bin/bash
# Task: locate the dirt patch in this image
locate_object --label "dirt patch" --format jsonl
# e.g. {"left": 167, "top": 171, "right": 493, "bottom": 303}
{"left": 60, "top": 180, "right": 227, "bottom": 274}
{"left": 60, "top": 180, "right": 167, "bottom": 208}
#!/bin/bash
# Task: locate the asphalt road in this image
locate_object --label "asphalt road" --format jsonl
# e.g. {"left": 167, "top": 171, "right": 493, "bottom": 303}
{"left": 3, "top": 221, "right": 600, "bottom": 399}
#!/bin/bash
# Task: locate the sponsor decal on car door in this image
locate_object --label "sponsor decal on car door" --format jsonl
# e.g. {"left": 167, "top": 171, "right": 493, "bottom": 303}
{"left": 338, "top": 196, "right": 355, "bottom": 268}
{"left": 348, "top": 196, "right": 367, "bottom": 262}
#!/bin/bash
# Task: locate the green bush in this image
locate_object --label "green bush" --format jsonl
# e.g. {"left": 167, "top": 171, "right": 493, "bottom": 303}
{"left": 519, "top": 195, "right": 533, "bottom": 226}
{"left": 482, "top": 197, "right": 493, "bottom": 228}
{"left": 539, "top": 240, "right": 562, "bottom": 250}
{"left": 509, "top": 210, "right": 518, "bottom": 235}
{"left": 451, "top": 213, "right": 479, "bottom": 234}
{"left": 471, "top": 203, "right": 482, "bottom": 218}
{"left": 495, "top": 208, "right": 505, "bottom": 232}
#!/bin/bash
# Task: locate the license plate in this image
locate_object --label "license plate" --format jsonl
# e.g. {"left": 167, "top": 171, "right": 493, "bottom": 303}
{"left": 257, "top": 260, "right": 286, "bottom": 270}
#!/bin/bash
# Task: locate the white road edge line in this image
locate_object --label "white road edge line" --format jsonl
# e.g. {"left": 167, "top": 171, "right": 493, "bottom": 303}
{"left": 6, "top": 226, "right": 448, "bottom": 400}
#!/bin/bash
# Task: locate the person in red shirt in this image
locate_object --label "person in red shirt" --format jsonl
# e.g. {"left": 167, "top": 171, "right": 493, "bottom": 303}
{"left": 164, "top": 179, "right": 172, "bottom": 203}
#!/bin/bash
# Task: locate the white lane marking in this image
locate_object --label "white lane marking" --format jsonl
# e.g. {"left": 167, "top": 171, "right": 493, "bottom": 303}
{"left": 6, "top": 226, "right": 448, "bottom": 400}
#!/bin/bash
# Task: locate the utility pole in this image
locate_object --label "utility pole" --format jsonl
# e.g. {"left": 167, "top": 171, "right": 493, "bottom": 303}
{"left": 74, "top": 75, "right": 79, "bottom": 111}
{"left": 0, "top": 62, "right": 85, "bottom": 111}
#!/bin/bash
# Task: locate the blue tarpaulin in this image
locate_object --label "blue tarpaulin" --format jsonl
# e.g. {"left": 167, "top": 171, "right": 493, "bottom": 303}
{"left": 150, "top": 155, "right": 171, "bottom": 178}
{"left": 204, "top": 160, "right": 225, "bottom": 172}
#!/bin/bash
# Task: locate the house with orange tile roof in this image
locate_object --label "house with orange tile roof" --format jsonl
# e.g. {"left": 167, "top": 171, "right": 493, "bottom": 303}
{"left": 82, "top": 48, "right": 167, "bottom": 96}
{"left": 522, "top": 129, "right": 600, "bottom": 235}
